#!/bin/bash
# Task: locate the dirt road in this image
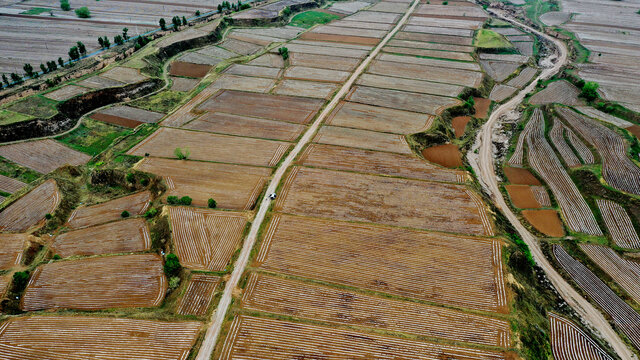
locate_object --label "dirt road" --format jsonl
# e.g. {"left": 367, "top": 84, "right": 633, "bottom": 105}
{"left": 469, "top": 9, "right": 637, "bottom": 360}
{"left": 193, "top": 1, "right": 421, "bottom": 358}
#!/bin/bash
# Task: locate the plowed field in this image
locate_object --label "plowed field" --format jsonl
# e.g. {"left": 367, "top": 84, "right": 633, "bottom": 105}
{"left": 184, "top": 112, "right": 305, "bottom": 142}
{"left": 421, "top": 144, "right": 463, "bottom": 168}
{"left": 0, "top": 139, "right": 90, "bottom": 173}
{"left": 522, "top": 210, "right": 565, "bottom": 237}
{"left": 0, "top": 179, "right": 60, "bottom": 232}
{"left": 0, "top": 233, "right": 28, "bottom": 269}
{"left": 67, "top": 191, "right": 151, "bottom": 229}
{"left": 503, "top": 166, "right": 541, "bottom": 185}
{"left": 597, "top": 199, "right": 640, "bottom": 249}
{"left": 326, "top": 101, "right": 432, "bottom": 134}
{"left": 345, "top": 85, "right": 459, "bottom": 114}
{"left": 549, "top": 313, "right": 614, "bottom": 360}
{"left": 22, "top": 253, "right": 166, "bottom": 311}
{"left": 580, "top": 244, "right": 640, "bottom": 305}
{"left": 505, "top": 185, "right": 542, "bottom": 209}
{"left": 169, "top": 61, "right": 211, "bottom": 78}
{"left": 177, "top": 274, "right": 220, "bottom": 316}
{"left": 313, "top": 126, "right": 413, "bottom": 154}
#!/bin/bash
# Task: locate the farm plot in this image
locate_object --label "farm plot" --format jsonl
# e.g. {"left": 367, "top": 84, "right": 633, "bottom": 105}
{"left": 284, "top": 66, "right": 350, "bottom": 83}
{"left": 50, "top": 218, "right": 150, "bottom": 258}
{"left": 0, "top": 174, "right": 25, "bottom": 194}
{"left": 225, "top": 64, "right": 282, "bottom": 79}
{"left": 346, "top": 86, "right": 459, "bottom": 114}
{"left": 580, "top": 244, "right": 640, "bottom": 305}
{"left": 326, "top": 101, "right": 432, "bottom": 134}
{"left": 242, "top": 274, "right": 510, "bottom": 347}
{"left": 275, "top": 167, "right": 494, "bottom": 236}
{"left": 171, "top": 77, "right": 199, "bottom": 92}
{"left": 127, "top": 127, "right": 289, "bottom": 167}
{"left": 413, "top": 3, "right": 488, "bottom": 19}
{"left": 0, "top": 139, "right": 90, "bottom": 173}
{"left": 503, "top": 166, "right": 542, "bottom": 185}
{"left": 135, "top": 158, "right": 270, "bottom": 209}
{"left": 22, "top": 254, "right": 166, "bottom": 311}
{"left": 558, "top": 107, "right": 640, "bottom": 196}
{"left": 575, "top": 106, "right": 634, "bottom": 129}
{"left": 0, "top": 233, "right": 28, "bottom": 270}
{"left": 478, "top": 53, "right": 529, "bottom": 64}
{"left": 378, "top": 53, "right": 480, "bottom": 71}
{"left": 382, "top": 46, "right": 473, "bottom": 61}
{"left": 490, "top": 85, "right": 517, "bottom": 102}
{"left": 407, "top": 16, "right": 483, "bottom": 30}
{"left": 313, "top": 126, "right": 412, "bottom": 154}
{"left": 597, "top": 199, "right": 640, "bottom": 249}
{"left": 209, "top": 74, "right": 276, "bottom": 93}
{"left": 67, "top": 191, "right": 151, "bottom": 229}
{"left": 553, "top": 245, "right": 640, "bottom": 350}
{"left": 508, "top": 118, "right": 532, "bottom": 167}
{"left": 100, "top": 67, "right": 147, "bottom": 84}
{"left": 452, "top": 116, "right": 470, "bottom": 138}
{"left": 184, "top": 112, "right": 305, "bottom": 141}
{"left": 161, "top": 83, "right": 223, "bottom": 127}
{"left": 298, "top": 32, "right": 380, "bottom": 46}
{"left": 0, "top": 316, "right": 201, "bottom": 360}
{"left": 513, "top": 41, "right": 534, "bottom": 56}
{"left": 169, "top": 62, "right": 212, "bottom": 78}
{"left": 532, "top": 186, "right": 551, "bottom": 207}
{"left": 220, "top": 316, "right": 508, "bottom": 359}
{"left": 395, "top": 31, "right": 474, "bottom": 46}
{"left": 422, "top": 144, "right": 464, "bottom": 168}
{"left": 523, "top": 210, "right": 565, "bottom": 237}
{"left": 566, "top": 125, "right": 595, "bottom": 164}
{"left": 289, "top": 53, "right": 360, "bottom": 71}
{"left": 273, "top": 79, "right": 339, "bottom": 99}
{"left": 505, "top": 185, "right": 542, "bottom": 209}
{"left": 329, "top": 0, "right": 370, "bottom": 14}
{"left": 368, "top": 1, "right": 409, "bottom": 13}
{"left": 507, "top": 67, "right": 537, "bottom": 88}
{"left": 0, "top": 179, "right": 60, "bottom": 232}
{"left": 91, "top": 105, "right": 165, "bottom": 128}
{"left": 177, "top": 274, "right": 220, "bottom": 316}
{"left": 309, "top": 25, "right": 386, "bottom": 39}
{"left": 388, "top": 39, "right": 473, "bottom": 52}
{"left": 526, "top": 109, "right": 601, "bottom": 235}
{"left": 298, "top": 144, "right": 464, "bottom": 183}
{"left": 197, "top": 90, "right": 324, "bottom": 124}
{"left": 279, "top": 43, "right": 369, "bottom": 58}
{"left": 474, "top": 98, "right": 491, "bottom": 118}
{"left": 43, "top": 85, "right": 88, "bottom": 101}
{"left": 550, "top": 120, "right": 582, "bottom": 167}
{"left": 368, "top": 60, "right": 482, "bottom": 87}
{"left": 344, "top": 10, "right": 400, "bottom": 23}
{"left": 76, "top": 75, "right": 124, "bottom": 90}
{"left": 549, "top": 313, "right": 614, "bottom": 360}
{"left": 403, "top": 24, "right": 473, "bottom": 37}
{"left": 529, "top": 81, "right": 583, "bottom": 106}
{"left": 168, "top": 206, "right": 246, "bottom": 271}
{"left": 331, "top": 20, "right": 393, "bottom": 31}
{"left": 356, "top": 73, "right": 464, "bottom": 97}
{"left": 480, "top": 60, "right": 520, "bottom": 82}
{"left": 248, "top": 54, "right": 286, "bottom": 68}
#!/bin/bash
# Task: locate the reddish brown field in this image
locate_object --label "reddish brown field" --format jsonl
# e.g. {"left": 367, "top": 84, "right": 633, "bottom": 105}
{"left": 422, "top": 144, "right": 463, "bottom": 168}
{"left": 91, "top": 112, "right": 142, "bottom": 128}
{"left": 452, "top": 116, "right": 471, "bottom": 137}
{"left": 135, "top": 158, "right": 271, "bottom": 209}
{"left": 197, "top": 90, "right": 324, "bottom": 124}
{"left": 220, "top": 316, "right": 509, "bottom": 359}
{"left": 243, "top": 273, "right": 511, "bottom": 346}
{"left": 0, "top": 179, "right": 61, "bottom": 232}
{"left": 0, "top": 316, "right": 201, "bottom": 360}
{"left": 169, "top": 61, "right": 212, "bottom": 78}
{"left": 127, "top": 127, "right": 290, "bottom": 167}
{"left": 298, "top": 32, "right": 380, "bottom": 45}
{"left": 22, "top": 253, "right": 166, "bottom": 311}
{"left": 549, "top": 313, "right": 613, "bottom": 360}
{"left": 474, "top": 97, "right": 491, "bottom": 118}
{"left": 51, "top": 218, "right": 150, "bottom": 257}
{"left": 505, "top": 185, "right": 542, "bottom": 209}
{"left": 314, "top": 126, "right": 413, "bottom": 154}
{"left": 0, "top": 233, "right": 28, "bottom": 269}
{"left": 298, "top": 144, "right": 464, "bottom": 183}
{"left": 177, "top": 274, "right": 220, "bottom": 316}
{"left": 503, "top": 166, "right": 542, "bottom": 185}
{"left": 168, "top": 206, "right": 247, "bottom": 271}
{"left": 626, "top": 125, "right": 640, "bottom": 139}
{"left": 184, "top": 112, "right": 305, "bottom": 141}
{"left": 275, "top": 167, "right": 494, "bottom": 236}
{"left": 67, "top": 191, "right": 151, "bottom": 229}
{"left": 326, "top": 101, "right": 433, "bottom": 134}
{"left": 522, "top": 209, "right": 565, "bottom": 237}
{"left": 0, "top": 139, "right": 90, "bottom": 173}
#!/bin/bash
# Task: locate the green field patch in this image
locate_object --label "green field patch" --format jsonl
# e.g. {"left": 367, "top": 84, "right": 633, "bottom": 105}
{"left": 6, "top": 96, "right": 59, "bottom": 119}
{"left": 21, "top": 7, "right": 54, "bottom": 15}
{"left": 0, "top": 110, "right": 34, "bottom": 126}
{"left": 128, "top": 90, "right": 186, "bottom": 114}
{"left": 56, "top": 118, "right": 132, "bottom": 156}
{"left": 474, "top": 29, "right": 513, "bottom": 49}
{"left": 289, "top": 10, "right": 340, "bottom": 28}
{"left": 0, "top": 157, "right": 41, "bottom": 184}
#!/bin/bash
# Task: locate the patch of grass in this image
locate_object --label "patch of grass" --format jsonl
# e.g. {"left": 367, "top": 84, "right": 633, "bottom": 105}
{"left": 553, "top": 28, "right": 590, "bottom": 63}
{"left": 473, "top": 29, "right": 513, "bottom": 49}
{"left": 55, "top": 118, "right": 132, "bottom": 156}
{"left": 128, "top": 90, "right": 186, "bottom": 114}
{"left": 0, "top": 110, "right": 34, "bottom": 126}
{"left": 289, "top": 10, "right": 340, "bottom": 28}
{"left": 6, "top": 96, "right": 58, "bottom": 119}
{"left": 524, "top": 0, "right": 559, "bottom": 28}
{"left": 0, "top": 157, "right": 41, "bottom": 184}
{"left": 20, "top": 7, "right": 54, "bottom": 15}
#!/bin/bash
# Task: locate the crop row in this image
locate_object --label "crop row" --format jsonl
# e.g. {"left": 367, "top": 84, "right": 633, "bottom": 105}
{"left": 0, "top": 179, "right": 60, "bottom": 232}
{"left": 549, "top": 312, "right": 614, "bottom": 360}
{"left": 596, "top": 199, "right": 640, "bottom": 249}
{"left": 580, "top": 244, "right": 640, "bottom": 305}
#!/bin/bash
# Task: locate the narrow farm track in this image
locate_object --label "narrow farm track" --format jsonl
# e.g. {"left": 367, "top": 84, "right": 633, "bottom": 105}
{"left": 469, "top": 9, "right": 638, "bottom": 360}
{"left": 193, "top": 1, "right": 422, "bottom": 358}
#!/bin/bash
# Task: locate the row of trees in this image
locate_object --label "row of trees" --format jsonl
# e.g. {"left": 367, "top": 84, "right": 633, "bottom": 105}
{"left": 217, "top": 1, "right": 251, "bottom": 13}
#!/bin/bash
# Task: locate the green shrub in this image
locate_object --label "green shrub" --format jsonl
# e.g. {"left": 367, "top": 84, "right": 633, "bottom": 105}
{"left": 45, "top": 213, "right": 53, "bottom": 220}
{"left": 121, "top": 210, "right": 130, "bottom": 218}
{"left": 580, "top": 81, "right": 599, "bottom": 101}
{"left": 208, "top": 198, "right": 217, "bottom": 208}
{"left": 140, "top": 177, "right": 149, "bottom": 186}
{"left": 282, "top": 6, "right": 291, "bottom": 16}
{"left": 52, "top": 254, "right": 61, "bottom": 260}
{"left": 179, "top": 196, "right": 192, "bottom": 206}
{"left": 126, "top": 173, "right": 135, "bottom": 183}
{"left": 167, "top": 195, "right": 179, "bottom": 204}
{"left": 174, "top": 147, "right": 190, "bottom": 160}
{"left": 75, "top": 6, "right": 90, "bottom": 18}
{"left": 60, "top": 0, "right": 70, "bottom": 11}
{"left": 169, "top": 276, "right": 181, "bottom": 289}
{"left": 12, "top": 271, "right": 30, "bottom": 292}
{"left": 144, "top": 208, "right": 158, "bottom": 218}
{"left": 278, "top": 47, "right": 289, "bottom": 60}
{"left": 164, "top": 253, "right": 181, "bottom": 276}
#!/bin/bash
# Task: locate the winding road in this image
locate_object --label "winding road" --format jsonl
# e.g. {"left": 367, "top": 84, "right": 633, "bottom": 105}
{"left": 469, "top": 9, "right": 637, "bottom": 360}
{"left": 193, "top": 0, "right": 421, "bottom": 358}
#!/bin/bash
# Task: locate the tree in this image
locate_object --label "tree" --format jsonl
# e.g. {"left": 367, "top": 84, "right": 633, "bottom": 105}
{"left": 174, "top": 147, "right": 190, "bottom": 159}
{"left": 77, "top": 41, "right": 86, "bottom": 56}
{"left": 114, "top": 35, "right": 124, "bottom": 45}
{"left": 122, "top": 27, "right": 129, "bottom": 41}
{"left": 580, "top": 81, "right": 599, "bottom": 101}
{"left": 23, "top": 63, "right": 34, "bottom": 78}
{"left": 208, "top": 198, "right": 217, "bottom": 208}
{"left": 75, "top": 6, "right": 90, "bottom": 18}
{"left": 60, "top": 0, "right": 70, "bottom": 11}
{"left": 172, "top": 16, "right": 181, "bottom": 30}
{"left": 58, "top": 57, "right": 64, "bottom": 68}
{"left": 2, "top": 74, "right": 8, "bottom": 87}
{"left": 278, "top": 46, "right": 289, "bottom": 60}
{"left": 217, "top": 4, "right": 223, "bottom": 12}
{"left": 102, "top": 36, "right": 111, "bottom": 48}
{"left": 159, "top": 18, "right": 166, "bottom": 30}
{"left": 195, "top": 10, "right": 200, "bottom": 16}
{"left": 68, "top": 46, "right": 80, "bottom": 61}
{"left": 167, "top": 195, "right": 179, "bottom": 204}
{"left": 12, "top": 271, "right": 30, "bottom": 292}
{"left": 121, "top": 210, "right": 130, "bottom": 218}
{"left": 47, "top": 61, "right": 57, "bottom": 72}
{"left": 182, "top": 16, "right": 187, "bottom": 26}
{"left": 164, "top": 253, "right": 181, "bottom": 277}
{"left": 283, "top": 6, "right": 291, "bottom": 16}
{"left": 179, "top": 196, "right": 192, "bottom": 206}
{"left": 40, "top": 63, "right": 47, "bottom": 74}
{"left": 98, "top": 36, "right": 104, "bottom": 48}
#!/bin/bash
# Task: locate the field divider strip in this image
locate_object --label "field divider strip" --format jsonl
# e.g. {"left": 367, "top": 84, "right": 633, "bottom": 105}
{"left": 193, "top": 1, "right": 422, "bottom": 358}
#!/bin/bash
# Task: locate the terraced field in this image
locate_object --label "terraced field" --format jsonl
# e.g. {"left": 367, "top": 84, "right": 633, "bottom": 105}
{"left": 0, "top": 140, "right": 90, "bottom": 173}
{"left": 0, "top": 179, "right": 60, "bottom": 232}
{"left": 177, "top": 274, "right": 220, "bottom": 316}
{"left": 0, "top": 233, "right": 28, "bottom": 269}
{"left": 596, "top": 199, "right": 640, "bottom": 249}
{"left": 580, "top": 244, "right": 640, "bottom": 305}
{"left": 549, "top": 313, "right": 614, "bottom": 360}
{"left": 67, "top": 191, "right": 151, "bottom": 229}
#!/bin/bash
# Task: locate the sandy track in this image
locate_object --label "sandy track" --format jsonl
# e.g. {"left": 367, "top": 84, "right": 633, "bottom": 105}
{"left": 193, "top": 1, "right": 421, "bottom": 358}
{"left": 468, "top": 8, "right": 637, "bottom": 360}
